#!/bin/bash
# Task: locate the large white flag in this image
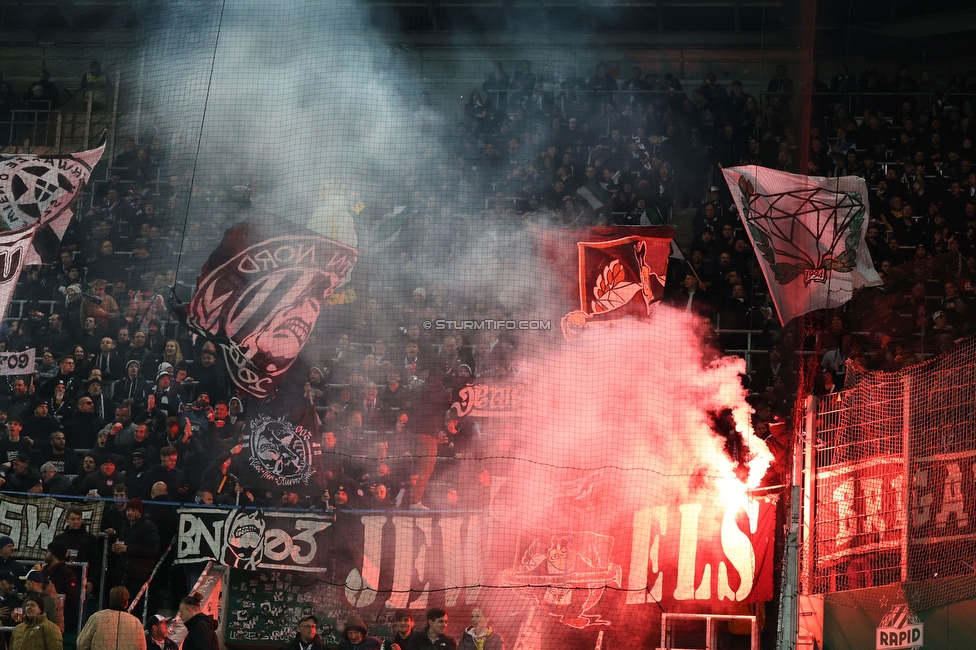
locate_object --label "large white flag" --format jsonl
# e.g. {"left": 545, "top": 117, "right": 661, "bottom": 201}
{"left": 0, "top": 145, "right": 104, "bottom": 318}
{"left": 721, "top": 166, "right": 882, "bottom": 325}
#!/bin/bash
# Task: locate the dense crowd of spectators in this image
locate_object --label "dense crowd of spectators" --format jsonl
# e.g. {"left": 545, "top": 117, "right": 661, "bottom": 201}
{"left": 0, "top": 55, "right": 973, "bottom": 639}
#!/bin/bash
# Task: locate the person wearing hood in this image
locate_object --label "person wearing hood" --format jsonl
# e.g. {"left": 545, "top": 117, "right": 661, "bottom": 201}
{"left": 458, "top": 608, "right": 504, "bottom": 650}
{"left": 338, "top": 615, "right": 382, "bottom": 650}
{"left": 280, "top": 615, "right": 326, "bottom": 650}
{"left": 179, "top": 593, "right": 219, "bottom": 650}
{"left": 11, "top": 595, "right": 62, "bottom": 650}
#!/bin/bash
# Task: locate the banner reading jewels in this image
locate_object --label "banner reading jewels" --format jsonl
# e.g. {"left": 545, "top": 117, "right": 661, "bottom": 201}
{"left": 0, "top": 494, "right": 104, "bottom": 561}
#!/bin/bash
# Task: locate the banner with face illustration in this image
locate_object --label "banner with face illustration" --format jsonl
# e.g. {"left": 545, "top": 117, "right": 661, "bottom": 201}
{"left": 0, "top": 145, "right": 104, "bottom": 320}
{"left": 175, "top": 507, "right": 334, "bottom": 572}
{"left": 181, "top": 214, "right": 358, "bottom": 398}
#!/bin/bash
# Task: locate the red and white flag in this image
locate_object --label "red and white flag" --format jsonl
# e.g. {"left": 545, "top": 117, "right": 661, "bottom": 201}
{"left": 721, "top": 166, "right": 882, "bottom": 324}
{"left": 0, "top": 145, "right": 104, "bottom": 319}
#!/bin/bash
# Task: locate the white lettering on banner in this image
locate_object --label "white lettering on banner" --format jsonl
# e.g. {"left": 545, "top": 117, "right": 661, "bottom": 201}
{"left": 912, "top": 469, "right": 932, "bottom": 526}
{"left": 25, "top": 504, "right": 63, "bottom": 550}
{"left": 177, "top": 515, "right": 224, "bottom": 558}
{"left": 674, "top": 503, "right": 705, "bottom": 600}
{"left": 934, "top": 462, "right": 968, "bottom": 529}
{"left": 0, "top": 496, "right": 101, "bottom": 561}
{"left": 175, "top": 509, "right": 333, "bottom": 572}
{"left": 833, "top": 479, "right": 855, "bottom": 549}
{"left": 0, "top": 501, "right": 22, "bottom": 546}
{"left": 718, "top": 497, "right": 758, "bottom": 601}
{"left": 626, "top": 506, "right": 667, "bottom": 604}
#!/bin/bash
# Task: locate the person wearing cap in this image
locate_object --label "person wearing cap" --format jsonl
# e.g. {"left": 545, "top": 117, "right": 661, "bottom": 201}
{"left": 22, "top": 400, "right": 60, "bottom": 444}
{"left": 0, "top": 570, "right": 23, "bottom": 625}
{"left": 149, "top": 371, "right": 183, "bottom": 419}
{"left": 78, "top": 279, "right": 119, "bottom": 337}
{"left": 22, "top": 569, "right": 63, "bottom": 632}
{"left": 111, "top": 498, "right": 159, "bottom": 608}
{"left": 76, "top": 585, "right": 146, "bottom": 650}
{"left": 146, "top": 613, "right": 178, "bottom": 650}
{"left": 10, "top": 594, "right": 62, "bottom": 650}
{"left": 0, "top": 453, "right": 41, "bottom": 493}
{"left": 63, "top": 394, "right": 108, "bottom": 450}
{"left": 40, "top": 461, "right": 72, "bottom": 496}
{"left": 0, "top": 537, "right": 21, "bottom": 588}
{"left": 84, "top": 378, "right": 113, "bottom": 421}
{"left": 281, "top": 614, "right": 325, "bottom": 650}
{"left": 339, "top": 615, "right": 381, "bottom": 650}
{"left": 113, "top": 359, "right": 149, "bottom": 409}
{"left": 43, "top": 540, "right": 78, "bottom": 632}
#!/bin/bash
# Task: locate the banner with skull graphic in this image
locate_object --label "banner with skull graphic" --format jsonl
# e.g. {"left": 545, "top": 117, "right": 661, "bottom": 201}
{"left": 0, "top": 145, "right": 104, "bottom": 320}
{"left": 247, "top": 407, "right": 318, "bottom": 487}
{"left": 181, "top": 214, "right": 358, "bottom": 398}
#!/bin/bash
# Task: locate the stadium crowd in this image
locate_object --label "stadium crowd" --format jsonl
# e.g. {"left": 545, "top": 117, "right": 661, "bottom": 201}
{"left": 0, "top": 56, "right": 974, "bottom": 645}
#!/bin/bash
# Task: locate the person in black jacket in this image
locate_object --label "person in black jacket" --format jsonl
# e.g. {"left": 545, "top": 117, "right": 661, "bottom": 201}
{"left": 43, "top": 540, "right": 79, "bottom": 633}
{"left": 147, "top": 614, "right": 180, "bottom": 650}
{"left": 179, "top": 593, "right": 219, "bottom": 650}
{"left": 408, "top": 609, "right": 457, "bottom": 650}
{"left": 111, "top": 498, "right": 159, "bottom": 612}
{"left": 53, "top": 507, "right": 101, "bottom": 598}
{"left": 386, "top": 610, "right": 423, "bottom": 650}
{"left": 280, "top": 615, "right": 326, "bottom": 650}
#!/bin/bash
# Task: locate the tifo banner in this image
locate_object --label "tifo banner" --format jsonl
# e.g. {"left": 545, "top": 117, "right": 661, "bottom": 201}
{"left": 177, "top": 496, "right": 776, "bottom": 606}
{"left": 0, "top": 348, "right": 34, "bottom": 375}
{"left": 721, "top": 166, "right": 882, "bottom": 324}
{"left": 175, "top": 507, "right": 334, "bottom": 572}
{"left": 451, "top": 382, "right": 525, "bottom": 417}
{"left": 810, "top": 340, "right": 976, "bottom": 607}
{"left": 0, "top": 145, "right": 103, "bottom": 320}
{"left": 813, "top": 455, "right": 905, "bottom": 566}
{"left": 0, "top": 494, "right": 104, "bottom": 561}
{"left": 180, "top": 213, "right": 358, "bottom": 399}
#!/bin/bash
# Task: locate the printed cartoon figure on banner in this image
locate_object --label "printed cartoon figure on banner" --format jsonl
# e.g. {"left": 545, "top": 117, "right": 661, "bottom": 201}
{"left": 180, "top": 214, "right": 358, "bottom": 398}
